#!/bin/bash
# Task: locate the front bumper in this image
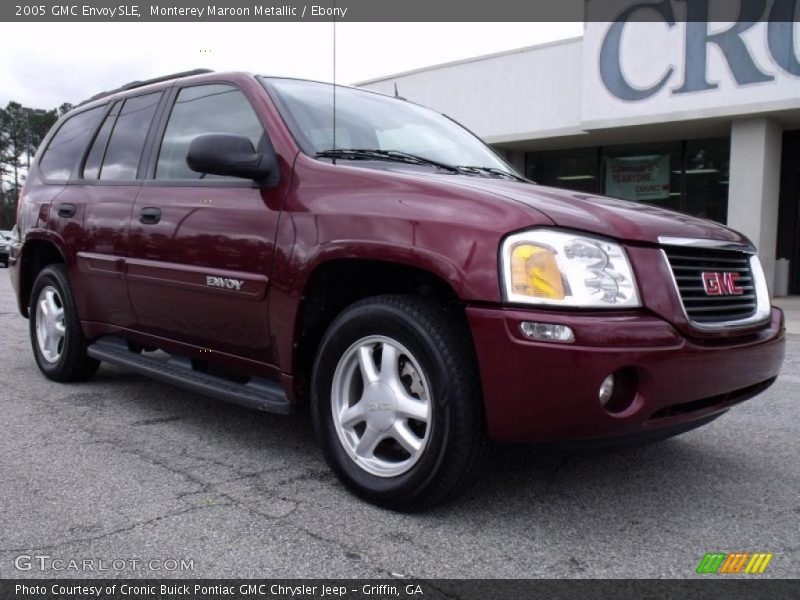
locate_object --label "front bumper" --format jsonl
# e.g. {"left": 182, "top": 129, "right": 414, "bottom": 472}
{"left": 467, "top": 306, "right": 785, "bottom": 443}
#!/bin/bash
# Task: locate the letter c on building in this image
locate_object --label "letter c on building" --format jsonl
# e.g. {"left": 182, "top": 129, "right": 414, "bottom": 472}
{"left": 599, "top": 0, "right": 676, "bottom": 100}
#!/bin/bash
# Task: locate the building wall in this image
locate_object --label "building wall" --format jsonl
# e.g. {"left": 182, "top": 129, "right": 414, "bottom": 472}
{"left": 359, "top": 38, "right": 585, "bottom": 145}
{"left": 728, "top": 118, "right": 784, "bottom": 291}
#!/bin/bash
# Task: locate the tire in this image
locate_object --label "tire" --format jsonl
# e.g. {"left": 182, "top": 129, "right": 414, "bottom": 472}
{"left": 29, "top": 264, "right": 99, "bottom": 382}
{"left": 311, "top": 295, "right": 492, "bottom": 511}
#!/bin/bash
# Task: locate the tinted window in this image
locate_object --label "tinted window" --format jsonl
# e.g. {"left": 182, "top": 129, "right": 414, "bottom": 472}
{"left": 526, "top": 148, "right": 599, "bottom": 194}
{"left": 156, "top": 84, "right": 264, "bottom": 180}
{"left": 39, "top": 107, "right": 104, "bottom": 181}
{"left": 99, "top": 92, "right": 161, "bottom": 180}
{"left": 263, "top": 77, "right": 514, "bottom": 174}
{"left": 82, "top": 101, "right": 119, "bottom": 180}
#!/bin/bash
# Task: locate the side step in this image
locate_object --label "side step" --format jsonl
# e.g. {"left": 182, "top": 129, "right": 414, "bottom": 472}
{"left": 87, "top": 337, "right": 293, "bottom": 415}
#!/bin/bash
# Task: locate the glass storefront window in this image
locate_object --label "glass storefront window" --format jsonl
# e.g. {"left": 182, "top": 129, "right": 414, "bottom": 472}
{"left": 524, "top": 137, "right": 730, "bottom": 224}
{"left": 526, "top": 148, "right": 598, "bottom": 194}
{"left": 684, "top": 138, "right": 730, "bottom": 223}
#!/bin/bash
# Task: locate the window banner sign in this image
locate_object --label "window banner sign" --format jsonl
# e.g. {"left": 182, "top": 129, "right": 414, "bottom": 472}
{"left": 605, "top": 154, "right": 670, "bottom": 201}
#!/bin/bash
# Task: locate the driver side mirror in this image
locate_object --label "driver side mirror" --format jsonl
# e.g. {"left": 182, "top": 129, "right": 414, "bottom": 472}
{"left": 186, "top": 134, "right": 276, "bottom": 183}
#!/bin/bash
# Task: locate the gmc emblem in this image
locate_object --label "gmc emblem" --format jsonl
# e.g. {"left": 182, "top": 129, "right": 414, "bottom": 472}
{"left": 701, "top": 272, "right": 744, "bottom": 296}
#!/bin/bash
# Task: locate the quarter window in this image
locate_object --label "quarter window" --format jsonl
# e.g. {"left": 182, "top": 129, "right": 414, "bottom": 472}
{"left": 39, "top": 106, "right": 104, "bottom": 181}
{"left": 156, "top": 84, "right": 265, "bottom": 180}
{"left": 82, "top": 101, "right": 119, "bottom": 180}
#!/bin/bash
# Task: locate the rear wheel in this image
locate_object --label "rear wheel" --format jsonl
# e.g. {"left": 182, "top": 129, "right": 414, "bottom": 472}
{"left": 311, "top": 295, "right": 491, "bottom": 511}
{"left": 29, "top": 264, "right": 99, "bottom": 382}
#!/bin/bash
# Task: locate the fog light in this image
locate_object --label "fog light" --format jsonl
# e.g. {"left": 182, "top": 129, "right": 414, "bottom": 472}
{"left": 598, "top": 374, "right": 615, "bottom": 406}
{"left": 520, "top": 321, "right": 575, "bottom": 343}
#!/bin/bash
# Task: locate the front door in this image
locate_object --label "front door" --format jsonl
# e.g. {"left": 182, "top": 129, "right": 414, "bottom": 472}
{"left": 126, "top": 83, "right": 282, "bottom": 364}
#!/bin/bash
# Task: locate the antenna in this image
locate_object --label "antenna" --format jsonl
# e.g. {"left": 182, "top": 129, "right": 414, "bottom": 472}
{"left": 393, "top": 82, "right": 407, "bottom": 101}
{"left": 332, "top": 0, "right": 337, "bottom": 165}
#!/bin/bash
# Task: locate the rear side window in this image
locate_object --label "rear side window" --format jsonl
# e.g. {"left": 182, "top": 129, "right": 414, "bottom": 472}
{"left": 82, "top": 101, "right": 119, "bottom": 180}
{"left": 98, "top": 92, "right": 162, "bottom": 180}
{"left": 155, "top": 84, "right": 264, "bottom": 180}
{"left": 39, "top": 106, "right": 104, "bottom": 181}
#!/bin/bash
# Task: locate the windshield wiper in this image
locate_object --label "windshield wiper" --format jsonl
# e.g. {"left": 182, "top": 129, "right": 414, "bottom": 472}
{"left": 316, "top": 148, "right": 461, "bottom": 173}
{"left": 456, "top": 165, "right": 527, "bottom": 182}
{"left": 316, "top": 149, "right": 527, "bottom": 181}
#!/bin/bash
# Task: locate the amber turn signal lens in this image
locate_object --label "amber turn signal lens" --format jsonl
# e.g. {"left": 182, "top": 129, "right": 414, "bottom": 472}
{"left": 509, "top": 244, "right": 565, "bottom": 299}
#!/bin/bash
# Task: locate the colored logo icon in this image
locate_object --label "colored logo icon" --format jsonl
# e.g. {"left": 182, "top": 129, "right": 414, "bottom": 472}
{"left": 696, "top": 552, "right": 773, "bottom": 574}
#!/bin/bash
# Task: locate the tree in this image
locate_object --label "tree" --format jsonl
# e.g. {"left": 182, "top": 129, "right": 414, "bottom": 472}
{"left": 0, "top": 104, "right": 8, "bottom": 194}
{"left": 0, "top": 101, "right": 59, "bottom": 228}
{"left": 0, "top": 102, "right": 26, "bottom": 203}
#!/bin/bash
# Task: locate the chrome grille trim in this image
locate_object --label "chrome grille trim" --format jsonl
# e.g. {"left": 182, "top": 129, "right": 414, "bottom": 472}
{"left": 657, "top": 236, "right": 757, "bottom": 254}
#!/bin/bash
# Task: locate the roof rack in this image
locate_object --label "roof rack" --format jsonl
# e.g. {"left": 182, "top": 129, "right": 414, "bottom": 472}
{"left": 78, "top": 68, "right": 214, "bottom": 106}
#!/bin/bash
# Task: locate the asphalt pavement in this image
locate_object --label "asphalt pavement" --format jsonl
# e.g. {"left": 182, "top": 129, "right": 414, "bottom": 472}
{"left": 0, "top": 267, "right": 798, "bottom": 579}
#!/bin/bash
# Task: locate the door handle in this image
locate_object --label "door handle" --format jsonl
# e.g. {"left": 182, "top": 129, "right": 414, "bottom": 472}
{"left": 139, "top": 207, "right": 161, "bottom": 225}
{"left": 57, "top": 203, "right": 76, "bottom": 218}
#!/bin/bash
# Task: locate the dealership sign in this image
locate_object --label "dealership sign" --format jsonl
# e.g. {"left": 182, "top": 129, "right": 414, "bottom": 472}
{"left": 605, "top": 154, "right": 670, "bottom": 200}
{"left": 582, "top": 0, "right": 800, "bottom": 128}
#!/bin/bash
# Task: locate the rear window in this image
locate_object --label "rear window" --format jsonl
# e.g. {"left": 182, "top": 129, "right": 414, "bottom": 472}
{"left": 82, "top": 101, "right": 119, "bottom": 180}
{"left": 38, "top": 106, "right": 105, "bottom": 181}
{"left": 98, "top": 92, "right": 162, "bottom": 180}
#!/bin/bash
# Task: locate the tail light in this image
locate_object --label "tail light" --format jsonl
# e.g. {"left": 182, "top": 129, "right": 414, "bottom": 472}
{"left": 15, "top": 188, "right": 25, "bottom": 230}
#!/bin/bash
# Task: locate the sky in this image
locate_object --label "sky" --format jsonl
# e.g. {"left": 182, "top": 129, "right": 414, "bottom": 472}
{"left": 0, "top": 22, "right": 582, "bottom": 109}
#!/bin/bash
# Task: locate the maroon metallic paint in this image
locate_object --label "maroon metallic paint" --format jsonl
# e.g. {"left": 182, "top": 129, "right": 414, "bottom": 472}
{"left": 126, "top": 185, "right": 280, "bottom": 363}
{"left": 467, "top": 306, "right": 784, "bottom": 442}
{"left": 9, "top": 71, "right": 785, "bottom": 444}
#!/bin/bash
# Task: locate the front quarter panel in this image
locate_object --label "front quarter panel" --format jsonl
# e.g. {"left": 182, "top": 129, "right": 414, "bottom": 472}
{"left": 269, "top": 155, "right": 550, "bottom": 373}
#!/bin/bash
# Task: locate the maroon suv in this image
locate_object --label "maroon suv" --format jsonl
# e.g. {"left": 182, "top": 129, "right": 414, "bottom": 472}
{"left": 8, "top": 70, "right": 785, "bottom": 510}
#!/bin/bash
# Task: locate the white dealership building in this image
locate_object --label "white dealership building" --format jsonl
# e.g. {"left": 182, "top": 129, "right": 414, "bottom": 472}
{"left": 360, "top": 15, "right": 800, "bottom": 295}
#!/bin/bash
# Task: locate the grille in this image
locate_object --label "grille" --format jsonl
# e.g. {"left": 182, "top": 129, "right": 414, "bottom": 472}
{"left": 663, "top": 246, "right": 757, "bottom": 325}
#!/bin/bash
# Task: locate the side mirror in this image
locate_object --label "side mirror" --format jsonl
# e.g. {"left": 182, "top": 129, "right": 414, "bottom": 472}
{"left": 186, "top": 134, "right": 275, "bottom": 182}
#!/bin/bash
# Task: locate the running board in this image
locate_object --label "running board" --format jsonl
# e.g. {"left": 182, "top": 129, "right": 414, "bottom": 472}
{"left": 87, "top": 337, "right": 293, "bottom": 415}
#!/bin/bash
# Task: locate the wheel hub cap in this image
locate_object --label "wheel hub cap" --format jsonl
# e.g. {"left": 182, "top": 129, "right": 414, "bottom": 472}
{"left": 362, "top": 382, "right": 397, "bottom": 431}
{"left": 35, "top": 285, "right": 66, "bottom": 363}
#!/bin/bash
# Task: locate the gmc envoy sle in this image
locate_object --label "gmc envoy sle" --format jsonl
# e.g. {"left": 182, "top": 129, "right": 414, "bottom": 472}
{"left": 9, "top": 70, "right": 785, "bottom": 510}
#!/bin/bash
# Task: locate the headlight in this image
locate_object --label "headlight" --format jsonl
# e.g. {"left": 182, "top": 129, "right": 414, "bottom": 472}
{"left": 500, "top": 229, "right": 640, "bottom": 308}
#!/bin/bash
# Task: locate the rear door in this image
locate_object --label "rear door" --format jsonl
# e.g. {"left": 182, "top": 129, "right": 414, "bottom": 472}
{"left": 45, "top": 93, "right": 164, "bottom": 327}
{"left": 126, "top": 82, "right": 282, "bottom": 364}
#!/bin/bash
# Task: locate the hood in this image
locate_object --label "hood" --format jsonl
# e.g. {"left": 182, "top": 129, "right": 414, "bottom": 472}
{"left": 415, "top": 173, "right": 748, "bottom": 246}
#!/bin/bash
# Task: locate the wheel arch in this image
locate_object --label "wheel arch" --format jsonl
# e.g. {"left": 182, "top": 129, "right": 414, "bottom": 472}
{"left": 18, "top": 237, "right": 67, "bottom": 318}
{"left": 288, "top": 256, "right": 466, "bottom": 403}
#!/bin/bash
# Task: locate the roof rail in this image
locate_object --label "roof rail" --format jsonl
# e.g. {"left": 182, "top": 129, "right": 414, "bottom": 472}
{"left": 78, "top": 68, "right": 214, "bottom": 106}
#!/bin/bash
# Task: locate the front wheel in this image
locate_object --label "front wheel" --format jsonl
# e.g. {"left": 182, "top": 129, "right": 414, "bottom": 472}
{"left": 311, "top": 295, "right": 491, "bottom": 511}
{"left": 29, "top": 264, "right": 99, "bottom": 382}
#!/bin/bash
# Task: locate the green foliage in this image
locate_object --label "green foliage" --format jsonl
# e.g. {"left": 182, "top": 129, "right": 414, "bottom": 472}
{"left": 0, "top": 101, "right": 60, "bottom": 228}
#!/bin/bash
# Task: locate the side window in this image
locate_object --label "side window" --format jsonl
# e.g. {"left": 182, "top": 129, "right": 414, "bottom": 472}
{"left": 156, "top": 84, "right": 265, "bottom": 180}
{"left": 98, "top": 92, "right": 162, "bottom": 181}
{"left": 39, "top": 106, "right": 104, "bottom": 181}
{"left": 82, "top": 101, "right": 120, "bottom": 180}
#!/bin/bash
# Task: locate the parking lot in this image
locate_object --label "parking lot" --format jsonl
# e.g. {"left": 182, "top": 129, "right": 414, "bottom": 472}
{"left": 0, "top": 268, "right": 798, "bottom": 579}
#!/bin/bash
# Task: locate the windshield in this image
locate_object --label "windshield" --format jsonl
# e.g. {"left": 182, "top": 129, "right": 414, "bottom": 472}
{"left": 261, "top": 78, "right": 518, "bottom": 176}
